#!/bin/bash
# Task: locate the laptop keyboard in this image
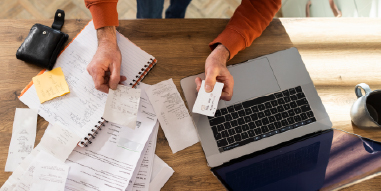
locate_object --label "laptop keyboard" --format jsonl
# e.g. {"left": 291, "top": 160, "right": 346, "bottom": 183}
{"left": 208, "top": 86, "right": 316, "bottom": 152}
{"left": 225, "top": 142, "right": 320, "bottom": 190}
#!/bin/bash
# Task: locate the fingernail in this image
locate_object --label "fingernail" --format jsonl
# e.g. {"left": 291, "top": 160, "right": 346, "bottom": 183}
{"left": 221, "top": 92, "right": 230, "bottom": 96}
{"left": 205, "top": 85, "right": 212, "bottom": 92}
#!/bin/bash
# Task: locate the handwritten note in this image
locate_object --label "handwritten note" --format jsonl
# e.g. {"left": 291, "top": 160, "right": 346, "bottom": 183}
{"left": 13, "top": 150, "right": 65, "bottom": 191}
{"left": 14, "top": 161, "right": 34, "bottom": 191}
{"left": 145, "top": 79, "right": 199, "bottom": 153}
{"left": 38, "top": 123, "right": 81, "bottom": 162}
{"left": 5, "top": 108, "right": 38, "bottom": 172}
{"left": 32, "top": 67, "right": 70, "bottom": 103}
{"left": 103, "top": 85, "right": 141, "bottom": 129}
{"left": 192, "top": 80, "right": 224, "bottom": 116}
{"left": 30, "top": 162, "right": 69, "bottom": 191}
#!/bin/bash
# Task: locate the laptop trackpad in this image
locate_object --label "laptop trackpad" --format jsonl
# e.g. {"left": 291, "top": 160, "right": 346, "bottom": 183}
{"left": 223, "top": 58, "right": 280, "bottom": 107}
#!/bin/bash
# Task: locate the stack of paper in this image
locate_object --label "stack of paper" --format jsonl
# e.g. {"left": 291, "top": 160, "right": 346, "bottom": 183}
{"left": 64, "top": 84, "right": 158, "bottom": 191}
{"left": 3, "top": 20, "right": 195, "bottom": 191}
{"left": 1, "top": 127, "right": 78, "bottom": 191}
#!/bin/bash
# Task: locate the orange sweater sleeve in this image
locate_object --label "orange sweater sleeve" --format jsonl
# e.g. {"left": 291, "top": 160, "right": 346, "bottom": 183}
{"left": 209, "top": 0, "right": 281, "bottom": 60}
{"left": 84, "top": 0, "right": 119, "bottom": 29}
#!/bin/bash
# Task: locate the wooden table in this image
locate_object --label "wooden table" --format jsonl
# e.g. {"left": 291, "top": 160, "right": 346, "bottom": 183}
{"left": 1, "top": 18, "right": 381, "bottom": 190}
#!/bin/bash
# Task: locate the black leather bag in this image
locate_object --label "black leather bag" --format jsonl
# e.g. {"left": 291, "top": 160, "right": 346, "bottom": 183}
{"left": 16, "top": 10, "right": 69, "bottom": 70}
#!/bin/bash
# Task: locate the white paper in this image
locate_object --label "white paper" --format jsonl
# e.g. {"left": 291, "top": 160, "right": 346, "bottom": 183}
{"left": 118, "top": 83, "right": 157, "bottom": 151}
{"left": 103, "top": 85, "right": 141, "bottom": 129}
{"left": 64, "top": 121, "right": 158, "bottom": 191}
{"left": 1, "top": 145, "right": 49, "bottom": 190}
{"left": 5, "top": 108, "right": 38, "bottom": 172}
{"left": 146, "top": 78, "right": 199, "bottom": 153}
{"left": 30, "top": 162, "right": 69, "bottom": 191}
{"left": 0, "top": 177, "right": 17, "bottom": 191}
{"left": 13, "top": 163, "right": 34, "bottom": 191}
{"left": 192, "top": 80, "right": 224, "bottom": 116}
{"left": 19, "top": 20, "right": 156, "bottom": 139}
{"left": 149, "top": 155, "right": 174, "bottom": 191}
{"left": 1, "top": 125, "right": 77, "bottom": 191}
{"left": 38, "top": 123, "right": 81, "bottom": 162}
{"left": 126, "top": 123, "right": 158, "bottom": 191}
{"left": 14, "top": 150, "right": 64, "bottom": 191}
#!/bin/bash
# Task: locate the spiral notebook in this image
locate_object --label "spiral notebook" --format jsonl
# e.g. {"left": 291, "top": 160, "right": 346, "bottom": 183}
{"left": 19, "top": 21, "right": 157, "bottom": 147}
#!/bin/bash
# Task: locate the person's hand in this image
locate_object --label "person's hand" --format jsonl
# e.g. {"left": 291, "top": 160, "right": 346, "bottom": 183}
{"left": 195, "top": 44, "right": 234, "bottom": 101}
{"left": 87, "top": 26, "right": 126, "bottom": 93}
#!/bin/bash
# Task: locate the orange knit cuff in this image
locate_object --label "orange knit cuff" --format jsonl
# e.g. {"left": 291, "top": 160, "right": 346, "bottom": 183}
{"left": 209, "top": 27, "right": 246, "bottom": 60}
{"left": 88, "top": 2, "right": 119, "bottom": 29}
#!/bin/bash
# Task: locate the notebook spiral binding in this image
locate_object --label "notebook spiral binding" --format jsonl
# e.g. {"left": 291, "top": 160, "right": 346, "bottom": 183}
{"left": 129, "top": 58, "right": 156, "bottom": 88}
{"left": 77, "top": 117, "right": 108, "bottom": 147}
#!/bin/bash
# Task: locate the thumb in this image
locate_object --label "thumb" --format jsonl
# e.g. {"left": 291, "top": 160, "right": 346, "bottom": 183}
{"left": 205, "top": 69, "right": 218, "bottom": 93}
{"left": 109, "top": 63, "right": 121, "bottom": 90}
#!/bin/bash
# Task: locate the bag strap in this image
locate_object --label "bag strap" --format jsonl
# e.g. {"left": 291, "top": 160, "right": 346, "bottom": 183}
{"left": 52, "top": 9, "right": 65, "bottom": 31}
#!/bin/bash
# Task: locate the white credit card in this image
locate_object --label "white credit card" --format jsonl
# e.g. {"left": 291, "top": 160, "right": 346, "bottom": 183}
{"left": 192, "top": 80, "right": 224, "bottom": 117}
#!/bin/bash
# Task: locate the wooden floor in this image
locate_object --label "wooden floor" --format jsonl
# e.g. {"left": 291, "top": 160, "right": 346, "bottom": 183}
{"left": 0, "top": 0, "right": 241, "bottom": 19}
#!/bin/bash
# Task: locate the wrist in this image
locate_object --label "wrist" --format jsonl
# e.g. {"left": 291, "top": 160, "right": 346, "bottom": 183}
{"left": 215, "top": 44, "right": 230, "bottom": 62}
{"left": 97, "top": 26, "right": 117, "bottom": 46}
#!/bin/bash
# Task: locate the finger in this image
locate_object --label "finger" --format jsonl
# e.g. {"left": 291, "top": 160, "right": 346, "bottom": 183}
{"left": 120, "top": 76, "right": 127, "bottom": 83}
{"left": 195, "top": 77, "right": 202, "bottom": 92}
{"left": 94, "top": 74, "right": 109, "bottom": 93}
{"left": 220, "top": 77, "right": 234, "bottom": 101}
{"left": 221, "top": 92, "right": 231, "bottom": 101}
{"left": 109, "top": 63, "right": 121, "bottom": 90}
{"left": 205, "top": 69, "right": 219, "bottom": 93}
{"left": 104, "top": 75, "right": 110, "bottom": 85}
{"left": 118, "top": 76, "right": 127, "bottom": 85}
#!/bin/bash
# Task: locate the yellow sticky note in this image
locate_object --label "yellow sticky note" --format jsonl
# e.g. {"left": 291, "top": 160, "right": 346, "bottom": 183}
{"left": 32, "top": 67, "right": 70, "bottom": 103}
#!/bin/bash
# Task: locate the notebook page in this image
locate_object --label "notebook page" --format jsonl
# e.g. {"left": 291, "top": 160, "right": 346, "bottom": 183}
{"left": 19, "top": 21, "right": 156, "bottom": 138}
{"left": 117, "top": 31, "right": 154, "bottom": 85}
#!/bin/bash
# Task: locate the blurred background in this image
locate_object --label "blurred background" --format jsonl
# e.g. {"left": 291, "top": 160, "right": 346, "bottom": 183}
{"left": 1, "top": 0, "right": 381, "bottom": 19}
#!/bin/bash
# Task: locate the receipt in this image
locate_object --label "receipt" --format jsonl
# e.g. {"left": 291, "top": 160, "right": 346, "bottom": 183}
{"left": 14, "top": 150, "right": 64, "bottom": 191}
{"left": 38, "top": 123, "right": 81, "bottom": 162}
{"left": 5, "top": 108, "right": 38, "bottom": 172}
{"left": 14, "top": 164, "right": 34, "bottom": 191}
{"left": 103, "top": 85, "right": 141, "bottom": 129}
{"left": 118, "top": 83, "right": 157, "bottom": 152}
{"left": 192, "top": 80, "right": 224, "bottom": 116}
{"left": 145, "top": 79, "right": 199, "bottom": 153}
{"left": 30, "top": 162, "right": 69, "bottom": 191}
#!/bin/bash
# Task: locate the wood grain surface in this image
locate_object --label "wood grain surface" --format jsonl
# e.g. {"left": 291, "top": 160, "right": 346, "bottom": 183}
{"left": 0, "top": 18, "right": 381, "bottom": 190}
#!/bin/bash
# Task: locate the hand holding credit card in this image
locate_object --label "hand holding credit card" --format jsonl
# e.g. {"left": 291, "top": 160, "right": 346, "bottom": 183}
{"left": 192, "top": 80, "right": 224, "bottom": 116}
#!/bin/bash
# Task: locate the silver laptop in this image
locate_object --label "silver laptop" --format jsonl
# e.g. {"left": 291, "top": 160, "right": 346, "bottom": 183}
{"left": 180, "top": 48, "right": 332, "bottom": 168}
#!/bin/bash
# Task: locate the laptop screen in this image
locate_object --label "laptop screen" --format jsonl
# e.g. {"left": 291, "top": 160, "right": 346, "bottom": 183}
{"left": 211, "top": 129, "right": 381, "bottom": 191}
